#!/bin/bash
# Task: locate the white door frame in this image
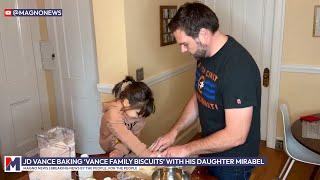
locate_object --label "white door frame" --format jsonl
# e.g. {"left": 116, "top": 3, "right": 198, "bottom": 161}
{"left": 266, "top": 0, "right": 286, "bottom": 148}
{"left": 204, "top": 0, "right": 286, "bottom": 149}
{"left": 44, "top": 0, "right": 68, "bottom": 127}
{"left": 30, "top": 1, "right": 51, "bottom": 131}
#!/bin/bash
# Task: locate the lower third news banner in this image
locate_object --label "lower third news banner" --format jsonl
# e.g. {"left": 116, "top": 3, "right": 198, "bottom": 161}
{"left": 4, "top": 156, "right": 266, "bottom": 172}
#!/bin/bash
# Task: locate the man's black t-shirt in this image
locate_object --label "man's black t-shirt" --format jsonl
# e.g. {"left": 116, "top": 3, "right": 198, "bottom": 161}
{"left": 195, "top": 36, "right": 261, "bottom": 157}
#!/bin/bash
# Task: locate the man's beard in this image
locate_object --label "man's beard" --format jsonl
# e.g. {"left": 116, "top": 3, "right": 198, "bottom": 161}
{"left": 192, "top": 39, "right": 208, "bottom": 60}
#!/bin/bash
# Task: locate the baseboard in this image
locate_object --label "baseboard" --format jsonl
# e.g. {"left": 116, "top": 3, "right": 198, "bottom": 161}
{"left": 276, "top": 136, "right": 284, "bottom": 141}
{"left": 275, "top": 136, "right": 284, "bottom": 150}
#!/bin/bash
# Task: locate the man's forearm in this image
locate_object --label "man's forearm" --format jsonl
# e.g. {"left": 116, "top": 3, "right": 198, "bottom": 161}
{"left": 178, "top": 107, "right": 253, "bottom": 156}
{"left": 170, "top": 93, "right": 198, "bottom": 135}
{"left": 184, "top": 128, "right": 245, "bottom": 155}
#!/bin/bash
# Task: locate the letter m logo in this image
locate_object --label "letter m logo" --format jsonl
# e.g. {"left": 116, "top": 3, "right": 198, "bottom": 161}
{"left": 4, "top": 156, "right": 21, "bottom": 172}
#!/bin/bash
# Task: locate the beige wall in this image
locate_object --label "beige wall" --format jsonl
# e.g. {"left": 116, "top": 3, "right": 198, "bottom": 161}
{"left": 282, "top": 0, "right": 320, "bottom": 65}
{"left": 277, "top": 0, "right": 320, "bottom": 137}
{"left": 93, "top": 0, "right": 195, "bottom": 145}
{"left": 93, "top": 0, "right": 194, "bottom": 82}
{"left": 92, "top": 0, "right": 129, "bottom": 83}
{"left": 124, "top": 0, "right": 193, "bottom": 77}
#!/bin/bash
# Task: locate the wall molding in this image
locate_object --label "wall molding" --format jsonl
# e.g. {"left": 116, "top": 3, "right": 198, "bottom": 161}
{"left": 281, "top": 64, "right": 320, "bottom": 74}
{"left": 97, "top": 62, "right": 195, "bottom": 93}
{"left": 97, "top": 83, "right": 114, "bottom": 94}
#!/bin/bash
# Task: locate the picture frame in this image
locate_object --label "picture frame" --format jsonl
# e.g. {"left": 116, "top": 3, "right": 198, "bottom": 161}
{"left": 313, "top": 5, "right": 320, "bottom": 37}
{"left": 160, "top": 6, "right": 177, "bottom": 46}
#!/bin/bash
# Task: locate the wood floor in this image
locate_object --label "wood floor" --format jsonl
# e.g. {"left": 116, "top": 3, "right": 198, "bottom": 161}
{"left": 251, "top": 141, "right": 319, "bottom": 180}
{"left": 1, "top": 141, "right": 319, "bottom": 180}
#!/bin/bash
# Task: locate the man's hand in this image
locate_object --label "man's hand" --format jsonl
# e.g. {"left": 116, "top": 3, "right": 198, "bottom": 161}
{"left": 161, "top": 145, "right": 190, "bottom": 157}
{"left": 150, "top": 94, "right": 198, "bottom": 152}
{"left": 149, "top": 151, "right": 162, "bottom": 157}
{"left": 109, "top": 149, "right": 124, "bottom": 157}
{"left": 149, "top": 130, "right": 178, "bottom": 152}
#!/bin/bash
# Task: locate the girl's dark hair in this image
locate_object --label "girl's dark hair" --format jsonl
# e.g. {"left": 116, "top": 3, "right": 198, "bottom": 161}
{"left": 112, "top": 76, "right": 155, "bottom": 118}
{"left": 168, "top": 2, "right": 219, "bottom": 38}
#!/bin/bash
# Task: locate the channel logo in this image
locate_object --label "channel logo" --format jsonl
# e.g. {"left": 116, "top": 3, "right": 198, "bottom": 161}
{"left": 4, "top": 9, "right": 12, "bottom": 16}
{"left": 3, "top": 9, "right": 62, "bottom": 16}
{"left": 4, "top": 156, "right": 22, "bottom": 172}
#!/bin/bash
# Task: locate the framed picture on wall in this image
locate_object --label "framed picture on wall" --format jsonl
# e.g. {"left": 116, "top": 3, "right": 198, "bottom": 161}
{"left": 313, "top": 5, "right": 320, "bottom": 37}
{"left": 160, "top": 6, "right": 177, "bottom": 46}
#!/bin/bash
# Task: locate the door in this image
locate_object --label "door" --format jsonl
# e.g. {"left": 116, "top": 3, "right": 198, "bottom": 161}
{"left": 45, "top": 0, "right": 103, "bottom": 154}
{"left": 0, "top": 0, "right": 50, "bottom": 155}
{"left": 210, "top": 0, "right": 274, "bottom": 140}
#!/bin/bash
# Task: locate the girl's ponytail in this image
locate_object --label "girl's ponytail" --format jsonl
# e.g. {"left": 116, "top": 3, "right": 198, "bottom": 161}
{"left": 112, "top": 76, "right": 135, "bottom": 98}
{"left": 122, "top": 76, "right": 135, "bottom": 83}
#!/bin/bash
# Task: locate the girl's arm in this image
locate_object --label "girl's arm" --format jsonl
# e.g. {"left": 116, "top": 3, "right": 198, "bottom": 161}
{"left": 130, "top": 119, "right": 146, "bottom": 137}
{"left": 104, "top": 109, "right": 152, "bottom": 157}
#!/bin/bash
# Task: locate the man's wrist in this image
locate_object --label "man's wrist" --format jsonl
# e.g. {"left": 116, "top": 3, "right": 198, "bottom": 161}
{"left": 181, "top": 143, "right": 193, "bottom": 157}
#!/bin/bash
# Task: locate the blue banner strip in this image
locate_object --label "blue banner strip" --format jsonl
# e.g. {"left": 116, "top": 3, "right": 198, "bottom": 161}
{"left": 21, "top": 157, "right": 266, "bottom": 167}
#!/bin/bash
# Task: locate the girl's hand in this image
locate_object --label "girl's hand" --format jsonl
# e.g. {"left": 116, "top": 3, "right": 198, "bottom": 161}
{"left": 109, "top": 149, "right": 124, "bottom": 157}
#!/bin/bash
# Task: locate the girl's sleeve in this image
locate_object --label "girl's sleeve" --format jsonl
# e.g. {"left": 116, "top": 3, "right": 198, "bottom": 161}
{"left": 105, "top": 110, "right": 151, "bottom": 157}
{"left": 99, "top": 115, "right": 112, "bottom": 152}
{"left": 100, "top": 111, "right": 130, "bottom": 156}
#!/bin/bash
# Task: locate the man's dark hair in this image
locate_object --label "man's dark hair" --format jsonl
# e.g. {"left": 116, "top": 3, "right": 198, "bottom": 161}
{"left": 112, "top": 76, "right": 155, "bottom": 118}
{"left": 168, "top": 2, "right": 219, "bottom": 38}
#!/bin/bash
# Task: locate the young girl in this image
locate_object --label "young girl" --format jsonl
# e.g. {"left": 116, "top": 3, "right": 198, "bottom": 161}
{"left": 99, "top": 76, "right": 156, "bottom": 157}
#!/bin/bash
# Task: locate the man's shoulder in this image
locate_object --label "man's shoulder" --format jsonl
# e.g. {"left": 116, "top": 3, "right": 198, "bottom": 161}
{"left": 224, "top": 39, "right": 258, "bottom": 70}
{"left": 228, "top": 38, "right": 252, "bottom": 58}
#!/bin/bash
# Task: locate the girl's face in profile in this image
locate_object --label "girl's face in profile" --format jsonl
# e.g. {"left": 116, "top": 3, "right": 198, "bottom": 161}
{"left": 124, "top": 108, "right": 140, "bottom": 118}
{"left": 121, "top": 98, "right": 141, "bottom": 118}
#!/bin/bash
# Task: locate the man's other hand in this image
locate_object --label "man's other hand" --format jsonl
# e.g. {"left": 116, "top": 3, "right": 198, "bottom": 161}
{"left": 160, "top": 145, "right": 189, "bottom": 157}
{"left": 149, "top": 130, "right": 178, "bottom": 152}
